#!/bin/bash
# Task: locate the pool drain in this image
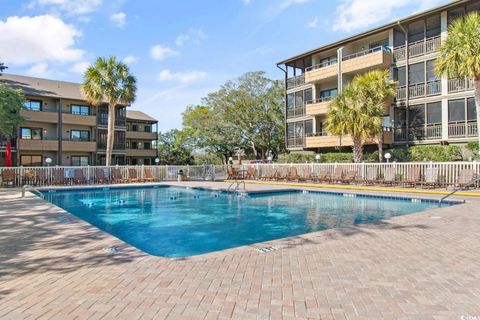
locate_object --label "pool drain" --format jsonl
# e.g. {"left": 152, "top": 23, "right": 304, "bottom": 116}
{"left": 256, "top": 246, "right": 279, "bottom": 253}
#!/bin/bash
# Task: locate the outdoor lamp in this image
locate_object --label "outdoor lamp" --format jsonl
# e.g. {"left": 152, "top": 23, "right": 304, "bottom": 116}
{"left": 384, "top": 152, "right": 391, "bottom": 163}
{"left": 45, "top": 157, "right": 52, "bottom": 166}
{"left": 267, "top": 156, "right": 273, "bottom": 163}
{"left": 315, "top": 154, "right": 321, "bottom": 163}
{"left": 155, "top": 157, "right": 160, "bottom": 165}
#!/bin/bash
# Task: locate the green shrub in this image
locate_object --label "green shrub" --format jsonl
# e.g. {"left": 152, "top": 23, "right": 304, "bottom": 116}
{"left": 320, "top": 152, "right": 353, "bottom": 163}
{"left": 466, "top": 141, "right": 479, "bottom": 154}
{"left": 409, "top": 145, "right": 463, "bottom": 162}
{"left": 278, "top": 153, "right": 315, "bottom": 163}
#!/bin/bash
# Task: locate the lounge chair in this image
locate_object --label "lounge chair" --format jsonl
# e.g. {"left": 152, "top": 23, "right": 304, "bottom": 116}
{"left": 287, "top": 167, "right": 301, "bottom": 181}
{"left": 383, "top": 167, "right": 397, "bottom": 186}
{"left": 423, "top": 168, "right": 440, "bottom": 188}
{"left": 456, "top": 169, "right": 475, "bottom": 189}
{"left": 111, "top": 168, "right": 126, "bottom": 183}
{"left": 144, "top": 168, "right": 157, "bottom": 182}
{"left": 1, "top": 169, "right": 16, "bottom": 188}
{"left": 52, "top": 168, "right": 65, "bottom": 185}
{"left": 227, "top": 166, "right": 242, "bottom": 180}
{"left": 364, "top": 167, "right": 379, "bottom": 185}
{"left": 403, "top": 167, "right": 421, "bottom": 187}
{"left": 275, "top": 168, "right": 289, "bottom": 181}
{"left": 245, "top": 167, "right": 256, "bottom": 180}
{"left": 73, "top": 169, "right": 86, "bottom": 184}
{"left": 128, "top": 168, "right": 142, "bottom": 182}
{"left": 328, "top": 167, "right": 344, "bottom": 183}
{"left": 23, "top": 170, "right": 36, "bottom": 186}
{"left": 260, "top": 168, "right": 277, "bottom": 180}
{"left": 299, "top": 167, "right": 315, "bottom": 182}
{"left": 341, "top": 170, "right": 358, "bottom": 184}
{"left": 316, "top": 170, "right": 329, "bottom": 183}
{"left": 95, "top": 168, "right": 108, "bottom": 184}
{"left": 37, "top": 169, "right": 48, "bottom": 186}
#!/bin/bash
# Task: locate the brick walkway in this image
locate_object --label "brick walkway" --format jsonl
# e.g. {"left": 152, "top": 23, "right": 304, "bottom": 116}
{"left": 1, "top": 183, "right": 480, "bottom": 319}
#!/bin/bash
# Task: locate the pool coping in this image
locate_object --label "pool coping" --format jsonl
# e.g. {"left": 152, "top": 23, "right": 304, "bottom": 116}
{"left": 30, "top": 182, "right": 470, "bottom": 261}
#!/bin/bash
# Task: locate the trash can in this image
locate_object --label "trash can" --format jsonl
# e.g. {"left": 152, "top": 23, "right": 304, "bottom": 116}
{"left": 177, "top": 169, "right": 184, "bottom": 182}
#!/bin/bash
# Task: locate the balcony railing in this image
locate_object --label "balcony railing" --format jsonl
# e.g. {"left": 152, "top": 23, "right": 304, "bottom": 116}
{"left": 305, "top": 59, "right": 338, "bottom": 72}
{"left": 98, "top": 118, "right": 127, "bottom": 127}
{"left": 286, "top": 107, "right": 306, "bottom": 119}
{"left": 342, "top": 46, "right": 388, "bottom": 61}
{"left": 394, "top": 123, "right": 443, "bottom": 141}
{"left": 306, "top": 96, "right": 334, "bottom": 105}
{"left": 448, "top": 78, "right": 475, "bottom": 93}
{"left": 397, "top": 80, "right": 442, "bottom": 100}
{"left": 448, "top": 121, "right": 478, "bottom": 138}
{"left": 97, "top": 142, "right": 126, "bottom": 150}
{"left": 286, "top": 74, "right": 305, "bottom": 90}
{"left": 393, "top": 36, "right": 441, "bottom": 61}
{"left": 287, "top": 136, "right": 305, "bottom": 148}
{"left": 306, "top": 132, "right": 328, "bottom": 137}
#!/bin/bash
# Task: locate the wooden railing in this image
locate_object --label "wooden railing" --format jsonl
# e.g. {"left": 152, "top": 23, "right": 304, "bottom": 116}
{"left": 448, "top": 78, "right": 474, "bottom": 93}
{"left": 448, "top": 121, "right": 478, "bottom": 138}
{"left": 394, "top": 36, "right": 441, "bottom": 61}
{"left": 305, "top": 59, "right": 338, "bottom": 72}
{"left": 394, "top": 124, "right": 443, "bottom": 141}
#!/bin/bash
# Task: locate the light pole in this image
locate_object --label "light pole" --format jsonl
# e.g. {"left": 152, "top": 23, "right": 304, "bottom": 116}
{"left": 155, "top": 157, "right": 160, "bottom": 166}
{"left": 315, "top": 154, "right": 321, "bottom": 163}
{"left": 45, "top": 157, "right": 52, "bottom": 167}
{"left": 384, "top": 152, "right": 391, "bottom": 163}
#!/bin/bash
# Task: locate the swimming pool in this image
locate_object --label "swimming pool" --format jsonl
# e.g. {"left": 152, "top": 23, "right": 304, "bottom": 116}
{"left": 42, "top": 186, "right": 457, "bottom": 257}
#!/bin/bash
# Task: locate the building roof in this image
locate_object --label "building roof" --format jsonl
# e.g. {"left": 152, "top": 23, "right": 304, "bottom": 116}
{"left": 126, "top": 110, "right": 157, "bottom": 122}
{"left": 0, "top": 73, "right": 88, "bottom": 101}
{"left": 277, "top": 0, "right": 470, "bottom": 65}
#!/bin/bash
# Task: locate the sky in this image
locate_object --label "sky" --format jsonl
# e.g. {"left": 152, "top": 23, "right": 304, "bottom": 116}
{"left": 0, "top": 0, "right": 450, "bottom": 132}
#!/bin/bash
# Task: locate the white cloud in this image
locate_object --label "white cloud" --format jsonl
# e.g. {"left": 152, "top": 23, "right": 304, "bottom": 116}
{"left": 307, "top": 17, "right": 318, "bottom": 28}
{"left": 29, "top": 0, "right": 102, "bottom": 16}
{"left": 0, "top": 15, "right": 84, "bottom": 65}
{"left": 110, "top": 12, "right": 126, "bottom": 28}
{"left": 278, "top": 0, "right": 309, "bottom": 11}
{"left": 26, "top": 62, "right": 52, "bottom": 77}
{"left": 123, "top": 55, "right": 139, "bottom": 64}
{"left": 175, "top": 28, "right": 207, "bottom": 47}
{"left": 333, "top": 0, "right": 447, "bottom": 32}
{"left": 158, "top": 69, "right": 207, "bottom": 84}
{"left": 69, "top": 61, "right": 90, "bottom": 74}
{"left": 150, "top": 44, "right": 179, "bottom": 61}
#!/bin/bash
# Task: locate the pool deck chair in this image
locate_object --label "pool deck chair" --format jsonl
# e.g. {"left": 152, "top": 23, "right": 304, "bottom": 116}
{"left": 260, "top": 168, "right": 277, "bottom": 181}
{"left": 245, "top": 167, "right": 256, "bottom": 180}
{"left": 329, "top": 167, "right": 344, "bottom": 184}
{"left": 53, "top": 168, "right": 65, "bottom": 185}
{"left": 423, "top": 168, "right": 440, "bottom": 188}
{"left": 364, "top": 167, "right": 379, "bottom": 185}
{"left": 275, "top": 167, "right": 289, "bottom": 181}
{"left": 341, "top": 170, "right": 358, "bottom": 184}
{"left": 288, "top": 167, "right": 301, "bottom": 181}
{"left": 95, "top": 168, "right": 108, "bottom": 184}
{"left": 128, "top": 168, "right": 142, "bottom": 183}
{"left": 144, "top": 168, "right": 157, "bottom": 182}
{"left": 316, "top": 170, "right": 329, "bottom": 183}
{"left": 227, "top": 166, "right": 242, "bottom": 180}
{"left": 1, "top": 170, "right": 16, "bottom": 188}
{"left": 383, "top": 167, "right": 397, "bottom": 186}
{"left": 456, "top": 169, "right": 475, "bottom": 189}
{"left": 403, "top": 167, "right": 421, "bottom": 187}
{"left": 112, "top": 168, "right": 127, "bottom": 183}
{"left": 299, "top": 167, "right": 315, "bottom": 182}
{"left": 73, "top": 169, "right": 86, "bottom": 185}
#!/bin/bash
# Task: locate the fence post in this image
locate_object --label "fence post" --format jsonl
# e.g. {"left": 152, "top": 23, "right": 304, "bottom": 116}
{"left": 141, "top": 164, "right": 145, "bottom": 181}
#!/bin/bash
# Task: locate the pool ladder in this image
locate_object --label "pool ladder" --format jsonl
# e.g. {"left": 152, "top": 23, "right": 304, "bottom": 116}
{"left": 439, "top": 175, "right": 480, "bottom": 204}
{"left": 227, "top": 180, "right": 245, "bottom": 193}
{"left": 21, "top": 185, "right": 44, "bottom": 199}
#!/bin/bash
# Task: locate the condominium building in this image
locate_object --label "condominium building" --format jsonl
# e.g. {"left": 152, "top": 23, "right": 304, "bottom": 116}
{"left": 277, "top": 0, "right": 479, "bottom": 152}
{"left": 0, "top": 73, "right": 158, "bottom": 166}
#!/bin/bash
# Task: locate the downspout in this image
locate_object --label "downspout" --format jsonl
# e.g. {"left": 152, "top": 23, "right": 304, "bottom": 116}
{"left": 397, "top": 21, "right": 409, "bottom": 145}
{"left": 277, "top": 63, "right": 288, "bottom": 152}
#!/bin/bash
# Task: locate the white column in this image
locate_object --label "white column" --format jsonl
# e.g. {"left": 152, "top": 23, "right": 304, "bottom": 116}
{"left": 337, "top": 47, "right": 343, "bottom": 93}
{"left": 441, "top": 10, "right": 449, "bottom": 141}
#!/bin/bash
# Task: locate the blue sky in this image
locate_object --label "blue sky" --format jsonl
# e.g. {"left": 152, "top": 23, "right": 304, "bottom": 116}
{"left": 0, "top": 0, "right": 449, "bottom": 131}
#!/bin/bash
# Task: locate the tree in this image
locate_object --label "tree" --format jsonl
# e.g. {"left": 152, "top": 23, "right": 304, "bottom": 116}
{"left": 436, "top": 12, "right": 480, "bottom": 156}
{"left": 352, "top": 70, "right": 396, "bottom": 162}
{"left": 157, "top": 130, "right": 194, "bottom": 165}
{"left": 0, "top": 62, "right": 7, "bottom": 73}
{"left": 82, "top": 57, "right": 137, "bottom": 165}
{"left": 0, "top": 83, "right": 25, "bottom": 138}
{"left": 325, "top": 83, "right": 383, "bottom": 163}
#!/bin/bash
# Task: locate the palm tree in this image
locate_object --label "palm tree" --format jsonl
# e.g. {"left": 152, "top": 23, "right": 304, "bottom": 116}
{"left": 436, "top": 12, "right": 480, "bottom": 156}
{"left": 352, "top": 70, "right": 396, "bottom": 162}
{"left": 82, "top": 57, "right": 137, "bottom": 166}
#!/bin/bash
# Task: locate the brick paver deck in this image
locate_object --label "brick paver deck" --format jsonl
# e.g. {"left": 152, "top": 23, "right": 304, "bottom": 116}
{"left": 1, "top": 182, "right": 480, "bottom": 319}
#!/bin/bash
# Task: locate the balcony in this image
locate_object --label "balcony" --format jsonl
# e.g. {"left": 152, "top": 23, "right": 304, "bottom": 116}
{"left": 126, "top": 149, "right": 157, "bottom": 157}
{"left": 393, "top": 36, "right": 441, "bottom": 62}
{"left": 62, "top": 140, "right": 96, "bottom": 152}
{"left": 448, "top": 121, "right": 478, "bottom": 138}
{"left": 98, "top": 118, "right": 127, "bottom": 127}
{"left": 286, "top": 74, "right": 305, "bottom": 90}
{"left": 97, "top": 142, "right": 126, "bottom": 151}
{"left": 20, "top": 109, "right": 58, "bottom": 123}
{"left": 305, "top": 60, "right": 338, "bottom": 83}
{"left": 305, "top": 129, "right": 393, "bottom": 148}
{"left": 305, "top": 97, "right": 333, "bottom": 116}
{"left": 342, "top": 46, "right": 392, "bottom": 74}
{"left": 126, "top": 131, "right": 158, "bottom": 140}
{"left": 62, "top": 113, "right": 97, "bottom": 126}
{"left": 286, "top": 136, "right": 305, "bottom": 148}
{"left": 396, "top": 80, "right": 442, "bottom": 101}
{"left": 394, "top": 124, "right": 443, "bottom": 142}
{"left": 286, "top": 107, "right": 306, "bottom": 119}
{"left": 18, "top": 138, "right": 58, "bottom": 151}
{"left": 448, "top": 78, "right": 475, "bottom": 93}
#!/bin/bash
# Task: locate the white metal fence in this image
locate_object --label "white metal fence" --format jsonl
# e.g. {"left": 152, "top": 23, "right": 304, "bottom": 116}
{"left": 0, "top": 162, "right": 479, "bottom": 188}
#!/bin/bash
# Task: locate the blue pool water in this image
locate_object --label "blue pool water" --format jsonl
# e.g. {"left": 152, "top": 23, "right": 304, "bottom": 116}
{"left": 42, "top": 186, "right": 456, "bottom": 257}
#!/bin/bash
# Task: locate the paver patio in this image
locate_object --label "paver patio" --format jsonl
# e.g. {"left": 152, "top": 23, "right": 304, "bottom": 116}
{"left": 1, "top": 182, "right": 480, "bottom": 319}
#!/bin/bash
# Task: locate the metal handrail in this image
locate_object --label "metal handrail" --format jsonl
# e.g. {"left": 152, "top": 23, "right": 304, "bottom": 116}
{"left": 22, "top": 185, "right": 44, "bottom": 198}
{"left": 226, "top": 180, "right": 246, "bottom": 193}
{"left": 439, "top": 175, "right": 480, "bottom": 204}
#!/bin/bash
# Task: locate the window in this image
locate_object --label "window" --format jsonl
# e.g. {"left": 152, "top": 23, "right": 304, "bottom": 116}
{"left": 294, "top": 91, "right": 303, "bottom": 108}
{"left": 394, "top": 29, "right": 406, "bottom": 48}
{"left": 287, "top": 123, "right": 295, "bottom": 137}
{"left": 394, "top": 67, "right": 406, "bottom": 87}
{"left": 287, "top": 94, "right": 294, "bottom": 109}
{"left": 144, "top": 125, "right": 151, "bottom": 133}
{"left": 295, "top": 122, "right": 304, "bottom": 137}
{"left": 427, "top": 102, "right": 441, "bottom": 124}
{"left": 409, "top": 104, "right": 425, "bottom": 127}
{"left": 23, "top": 100, "right": 42, "bottom": 111}
{"left": 71, "top": 105, "right": 90, "bottom": 115}
{"left": 320, "top": 56, "right": 337, "bottom": 66}
{"left": 467, "top": 98, "right": 477, "bottom": 121}
{"left": 369, "top": 39, "right": 388, "bottom": 49}
{"left": 132, "top": 142, "right": 138, "bottom": 149}
{"left": 21, "top": 155, "right": 43, "bottom": 167}
{"left": 394, "top": 108, "right": 407, "bottom": 127}
{"left": 144, "top": 142, "right": 151, "bottom": 150}
{"left": 21, "top": 128, "right": 42, "bottom": 140}
{"left": 426, "top": 60, "right": 437, "bottom": 82}
{"left": 320, "top": 88, "right": 337, "bottom": 100}
{"left": 408, "top": 20, "right": 424, "bottom": 43}
{"left": 426, "top": 15, "right": 441, "bottom": 38}
{"left": 132, "top": 124, "right": 138, "bottom": 131}
{"left": 70, "top": 130, "right": 90, "bottom": 141}
{"left": 409, "top": 63, "right": 425, "bottom": 84}
{"left": 304, "top": 89, "right": 312, "bottom": 103}
{"left": 448, "top": 99, "right": 466, "bottom": 122}
{"left": 305, "top": 120, "right": 313, "bottom": 135}
{"left": 71, "top": 156, "right": 89, "bottom": 166}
